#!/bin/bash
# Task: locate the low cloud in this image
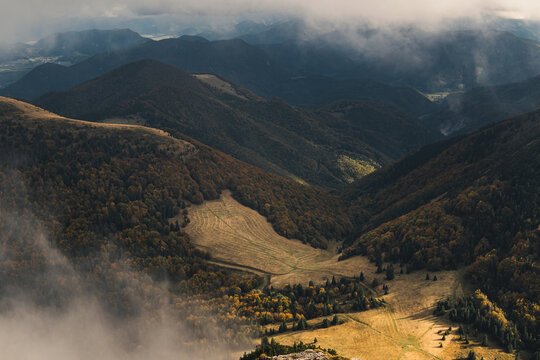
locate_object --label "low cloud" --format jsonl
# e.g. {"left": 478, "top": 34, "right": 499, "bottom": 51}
{"left": 3, "top": 0, "right": 540, "bottom": 43}
{"left": 0, "top": 171, "right": 240, "bottom": 360}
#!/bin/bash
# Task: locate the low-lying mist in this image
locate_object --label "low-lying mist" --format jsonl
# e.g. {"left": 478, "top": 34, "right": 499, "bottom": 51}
{"left": 0, "top": 171, "right": 244, "bottom": 360}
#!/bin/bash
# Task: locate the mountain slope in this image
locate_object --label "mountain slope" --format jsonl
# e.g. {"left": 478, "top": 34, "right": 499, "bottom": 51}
{"left": 432, "top": 73, "right": 540, "bottom": 134}
{"left": 0, "top": 96, "right": 359, "bottom": 354}
{"left": 34, "top": 60, "right": 438, "bottom": 188}
{"left": 310, "top": 100, "right": 440, "bottom": 160}
{"left": 1, "top": 63, "right": 84, "bottom": 100}
{"left": 0, "top": 96, "right": 350, "bottom": 259}
{"left": 340, "top": 111, "right": 540, "bottom": 350}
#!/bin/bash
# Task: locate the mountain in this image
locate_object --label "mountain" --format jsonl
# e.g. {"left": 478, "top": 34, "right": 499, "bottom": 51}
{"left": 34, "top": 59, "right": 439, "bottom": 188}
{"left": 340, "top": 110, "right": 540, "bottom": 350}
{"left": 0, "top": 35, "right": 435, "bottom": 117}
{"left": 1, "top": 63, "right": 84, "bottom": 100}
{"left": 430, "top": 73, "right": 540, "bottom": 135}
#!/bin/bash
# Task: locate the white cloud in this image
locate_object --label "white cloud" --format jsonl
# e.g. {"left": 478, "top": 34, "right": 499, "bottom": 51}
{"left": 2, "top": 0, "right": 540, "bottom": 43}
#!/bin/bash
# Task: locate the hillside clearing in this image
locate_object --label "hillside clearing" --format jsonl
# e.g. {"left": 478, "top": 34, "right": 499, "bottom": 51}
{"left": 194, "top": 74, "right": 248, "bottom": 100}
{"left": 179, "top": 173, "right": 518, "bottom": 360}
{"left": 183, "top": 190, "right": 372, "bottom": 287}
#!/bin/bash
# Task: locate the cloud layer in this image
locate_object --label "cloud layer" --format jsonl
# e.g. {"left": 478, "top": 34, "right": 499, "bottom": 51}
{"left": 3, "top": 0, "right": 540, "bottom": 43}
{"left": 0, "top": 172, "right": 240, "bottom": 360}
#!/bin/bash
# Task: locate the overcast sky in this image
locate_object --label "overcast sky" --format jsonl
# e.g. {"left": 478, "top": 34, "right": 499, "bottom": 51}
{"left": 2, "top": 0, "right": 540, "bottom": 43}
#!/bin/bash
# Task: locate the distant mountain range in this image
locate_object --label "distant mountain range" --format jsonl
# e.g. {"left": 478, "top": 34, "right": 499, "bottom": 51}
{"left": 0, "top": 29, "right": 149, "bottom": 88}
{"left": 34, "top": 59, "right": 440, "bottom": 188}
{"left": 1, "top": 34, "right": 434, "bottom": 117}
{"left": 5, "top": 22, "right": 540, "bottom": 101}
{"left": 0, "top": 29, "right": 148, "bottom": 63}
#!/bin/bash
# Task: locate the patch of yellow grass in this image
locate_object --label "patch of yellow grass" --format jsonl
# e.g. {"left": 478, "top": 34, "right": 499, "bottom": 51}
{"left": 194, "top": 74, "right": 248, "bottom": 100}
{"left": 184, "top": 190, "right": 374, "bottom": 287}
{"left": 336, "top": 155, "right": 380, "bottom": 183}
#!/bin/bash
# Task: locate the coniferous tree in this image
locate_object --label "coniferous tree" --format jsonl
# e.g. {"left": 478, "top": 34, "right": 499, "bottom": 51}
{"left": 386, "top": 264, "right": 395, "bottom": 280}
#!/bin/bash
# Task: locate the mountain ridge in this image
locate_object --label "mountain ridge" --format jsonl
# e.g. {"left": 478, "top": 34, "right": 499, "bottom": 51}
{"left": 339, "top": 109, "right": 540, "bottom": 350}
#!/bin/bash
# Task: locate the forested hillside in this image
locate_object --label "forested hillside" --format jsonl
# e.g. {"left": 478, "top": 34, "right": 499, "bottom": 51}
{"left": 432, "top": 73, "right": 540, "bottom": 135}
{"left": 340, "top": 111, "right": 540, "bottom": 351}
{"left": 0, "top": 97, "right": 351, "bottom": 292}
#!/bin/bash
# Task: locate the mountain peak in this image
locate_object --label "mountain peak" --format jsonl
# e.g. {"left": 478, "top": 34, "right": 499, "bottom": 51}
{"left": 178, "top": 35, "right": 209, "bottom": 43}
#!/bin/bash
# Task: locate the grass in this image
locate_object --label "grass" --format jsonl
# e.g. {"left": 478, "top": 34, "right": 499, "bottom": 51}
{"left": 194, "top": 74, "right": 248, "bottom": 100}
{"left": 184, "top": 190, "right": 373, "bottom": 287}
{"left": 337, "top": 155, "right": 380, "bottom": 183}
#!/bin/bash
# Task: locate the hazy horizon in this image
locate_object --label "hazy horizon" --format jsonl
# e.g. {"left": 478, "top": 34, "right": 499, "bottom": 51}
{"left": 3, "top": 0, "right": 540, "bottom": 44}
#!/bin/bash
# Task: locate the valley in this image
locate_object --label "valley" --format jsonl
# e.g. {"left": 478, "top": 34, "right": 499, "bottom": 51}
{"left": 184, "top": 191, "right": 517, "bottom": 359}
